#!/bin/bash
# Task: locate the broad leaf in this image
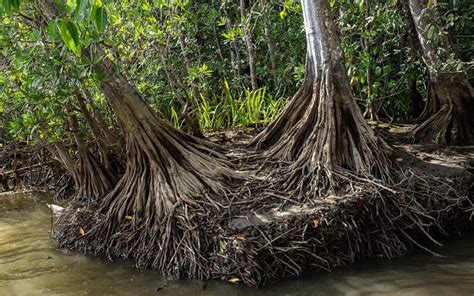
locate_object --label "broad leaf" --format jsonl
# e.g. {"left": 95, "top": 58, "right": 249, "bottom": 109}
{"left": 59, "top": 20, "right": 82, "bottom": 56}
{"left": 94, "top": 6, "right": 108, "bottom": 32}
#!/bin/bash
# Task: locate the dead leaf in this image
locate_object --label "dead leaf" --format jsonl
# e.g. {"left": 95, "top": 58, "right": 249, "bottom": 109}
{"left": 228, "top": 277, "right": 240, "bottom": 284}
{"left": 125, "top": 215, "right": 133, "bottom": 221}
{"left": 79, "top": 227, "right": 85, "bottom": 236}
{"left": 312, "top": 219, "right": 320, "bottom": 228}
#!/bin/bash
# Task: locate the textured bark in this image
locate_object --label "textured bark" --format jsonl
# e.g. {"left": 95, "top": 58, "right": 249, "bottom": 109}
{"left": 240, "top": 0, "right": 258, "bottom": 90}
{"left": 76, "top": 93, "right": 120, "bottom": 173}
{"left": 412, "top": 73, "right": 474, "bottom": 145}
{"left": 251, "top": 0, "right": 391, "bottom": 193}
{"left": 361, "top": 0, "right": 378, "bottom": 121}
{"left": 42, "top": 0, "right": 239, "bottom": 277}
{"left": 66, "top": 108, "right": 114, "bottom": 200}
{"left": 262, "top": 0, "right": 277, "bottom": 81}
{"left": 409, "top": 0, "right": 474, "bottom": 145}
{"left": 86, "top": 93, "right": 122, "bottom": 148}
{"left": 223, "top": 5, "right": 242, "bottom": 78}
{"left": 406, "top": 9, "right": 425, "bottom": 119}
{"left": 89, "top": 58, "right": 229, "bottom": 207}
{"left": 90, "top": 56, "right": 240, "bottom": 276}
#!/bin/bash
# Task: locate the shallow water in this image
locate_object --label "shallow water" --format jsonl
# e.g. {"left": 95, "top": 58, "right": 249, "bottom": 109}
{"left": 1, "top": 193, "right": 473, "bottom": 296}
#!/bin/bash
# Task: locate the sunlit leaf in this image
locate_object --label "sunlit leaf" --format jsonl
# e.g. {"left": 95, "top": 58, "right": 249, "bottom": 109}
{"left": 228, "top": 277, "right": 240, "bottom": 284}
{"left": 47, "top": 20, "right": 58, "bottom": 42}
{"left": 312, "top": 219, "right": 320, "bottom": 228}
{"left": 59, "top": 20, "right": 82, "bottom": 56}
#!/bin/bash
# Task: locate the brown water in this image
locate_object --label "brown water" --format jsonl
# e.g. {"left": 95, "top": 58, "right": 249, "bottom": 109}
{"left": 1, "top": 192, "right": 473, "bottom": 296}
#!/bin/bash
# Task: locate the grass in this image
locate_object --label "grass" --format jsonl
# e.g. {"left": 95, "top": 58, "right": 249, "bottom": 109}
{"left": 196, "top": 80, "right": 286, "bottom": 130}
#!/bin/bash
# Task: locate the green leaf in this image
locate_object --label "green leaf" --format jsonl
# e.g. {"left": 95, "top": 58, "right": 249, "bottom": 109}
{"left": 66, "top": 0, "right": 76, "bottom": 15}
{"left": 427, "top": 25, "right": 435, "bottom": 39}
{"left": 74, "top": 0, "right": 88, "bottom": 21}
{"left": 47, "top": 20, "right": 58, "bottom": 42}
{"left": 11, "top": 0, "right": 20, "bottom": 10}
{"left": 59, "top": 20, "right": 82, "bottom": 56}
{"left": 94, "top": 6, "right": 108, "bottom": 32}
{"left": 1, "top": 0, "right": 21, "bottom": 13}
{"left": 427, "top": 0, "right": 437, "bottom": 8}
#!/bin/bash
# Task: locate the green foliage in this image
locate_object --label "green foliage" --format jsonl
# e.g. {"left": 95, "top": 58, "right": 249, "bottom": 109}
{"left": 59, "top": 20, "right": 82, "bottom": 56}
{"left": 196, "top": 83, "right": 284, "bottom": 130}
{"left": 0, "top": 0, "right": 21, "bottom": 13}
{"left": 0, "top": 0, "right": 472, "bottom": 150}
{"left": 94, "top": 6, "right": 108, "bottom": 32}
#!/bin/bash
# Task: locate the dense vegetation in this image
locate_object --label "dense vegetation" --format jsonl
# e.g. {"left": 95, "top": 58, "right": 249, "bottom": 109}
{"left": 1, "top": 0, "right": 472, "bottom": 141}
{"left": 0, "top": 0, "right": 472, "bottom": 287}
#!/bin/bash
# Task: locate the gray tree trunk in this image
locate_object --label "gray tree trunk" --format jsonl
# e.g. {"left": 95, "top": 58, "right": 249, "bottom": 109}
{"left": 409, "top": 0, "right": 474, "bottom": 145}
{"left": 240, "top": 0, "right": 258, "bottom": 90}
{"left": 251, "top": 0, "right": 391, "bottom": 192}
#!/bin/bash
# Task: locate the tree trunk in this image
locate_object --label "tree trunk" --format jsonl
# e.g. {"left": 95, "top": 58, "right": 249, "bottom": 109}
{"left": 239, "top": 0, "right": 258, "bottom": 90}
{"left": 409, "top": 0, "right": 474, "bottom": 145}
{"left": 65, "top": 107, "right": 115, "bottom": 200}
{"left": 157, "top": 41, "right": 203, "bottom": 138}
{"left": 223, "top": 5, "right": 242, "bottom": 79}
{"left": 251, "top": 0, "right": 391, "bottom": 195}
{"left": 408, "top": 77, "right": 424, "bottom": 119}
{"left": 212, "top": 22, "right": 225, "bottom": 61}
{"left": 177, "top": 33, "right": 204, "bottom": 138}
{"left": 42, "top": 0, "right": 240, "bottom": 277}
{"left": 361, "top": 0, "right": 378, "bottom": 122}
{"left": 406, "top": 8, "right": 425, "bottom": 119}
{"left": 76, "top": 93, "right": 117, "bottom": 172}
{"left": 261, "top": 0, "right": 277, "bottom": 82}
{"left": 91, "top": 56, "right": 240, "bottom": 276}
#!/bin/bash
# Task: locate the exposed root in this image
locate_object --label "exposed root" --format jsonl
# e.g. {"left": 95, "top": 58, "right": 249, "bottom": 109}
{"left": 56, "top": 85, "right": 244, "bottom": 279}
{"left": 412, "top": 73, "right": 474, "bottom": 146}
{"left": 75, "top": 151, "right": 115, "bottom": 202}
{"left": 54, "top": 142, "right": 474, "bottom": 286}
{"left": 249, "top": 66, "right": 393, "bottom": 198}
{"left": 413, "top": 103, "right": 474, "bottom": 146}
{"left": 211, "top": 167, "right": 473, "bottom": 286}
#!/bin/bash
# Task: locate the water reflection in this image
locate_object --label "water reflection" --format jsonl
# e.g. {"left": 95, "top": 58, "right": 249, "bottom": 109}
{"left": 1, "top": 193, "right": 473, "bottom": 296}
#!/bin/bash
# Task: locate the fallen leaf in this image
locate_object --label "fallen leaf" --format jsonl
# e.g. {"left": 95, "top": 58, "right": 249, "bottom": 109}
{"left": 235, "top": 235, "right": 246, "bottom": 241}
{"left": 125, "top": 215, "right": 133, "bottom": 221}
{"left": 312, "top": 219, "right": 320, "bottom": 228}
{"left": 228, "top": 277, "right": 240, "bottom": 284}
{"left": 79, "top": 227, "right": 85, "bottom": 236}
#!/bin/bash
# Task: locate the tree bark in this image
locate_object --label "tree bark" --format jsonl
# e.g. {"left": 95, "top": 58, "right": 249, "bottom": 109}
{"left": 42, "top": 0, "right": 240, "bottom": 277}
{"left": 361, "top": 0, "right": 378, "bottom": 121}
{"left": 65, "top": 107, "right": 114, "bottom": 200}
{"left": 76, "top": 92, "right": 119, "bottom": 173}
{"left": 251, "top": 0, "right": 391, "bottom": 194}
{"left": 406, "top": 8, "right": 425, "bottom": 119}
{"left": 262, "top": 0, "right": 277, "bottom": 81}
{"left": 177, "top": 33, "right": 204, "bottom": 138}
{"left": 409, "top": 0, "right": 474, "bottom": 145}
{"left": 223, "top": 4, "right": 242, "bottom": 79}
{"left": 239, "top": 0, "right": 258, "bottom": 90}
